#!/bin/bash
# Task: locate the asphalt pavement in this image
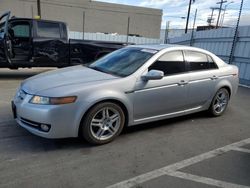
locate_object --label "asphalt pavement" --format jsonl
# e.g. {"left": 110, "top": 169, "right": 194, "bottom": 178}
{"left": 0, "top": 68, "right": 249, "bottom": 188}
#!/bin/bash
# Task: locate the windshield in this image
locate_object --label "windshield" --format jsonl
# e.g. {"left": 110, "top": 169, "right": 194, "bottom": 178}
{"left": 89, "top": 47, "right": 157, "bottom": 77}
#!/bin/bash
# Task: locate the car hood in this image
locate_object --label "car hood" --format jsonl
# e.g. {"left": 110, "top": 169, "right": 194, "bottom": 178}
{"left": 21, "top": 66, "right": 118, "bottom": 95}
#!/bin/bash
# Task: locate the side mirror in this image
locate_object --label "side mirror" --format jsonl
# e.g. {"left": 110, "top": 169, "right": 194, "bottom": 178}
{"left": 142, "top": 70, "right": 164, "bottom": 81}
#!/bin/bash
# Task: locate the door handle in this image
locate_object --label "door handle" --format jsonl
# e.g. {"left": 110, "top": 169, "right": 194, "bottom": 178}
{"left": 178, "top": 80, "right": 189, "bottom": 86}
{"left": 211, "top": 75, "right": 218, "bottom": 80}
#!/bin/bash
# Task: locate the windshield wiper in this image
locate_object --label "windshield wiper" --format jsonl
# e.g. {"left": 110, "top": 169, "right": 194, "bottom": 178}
{"left": 89, "top": 66, "right": 111, "bottom": 74}
{"left": 89, "top": 66, "right": 123, "bottom": 77}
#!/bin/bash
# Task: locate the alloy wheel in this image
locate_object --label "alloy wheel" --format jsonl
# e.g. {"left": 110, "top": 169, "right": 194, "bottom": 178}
{"left": 90, "top": 107, "right": 121, "bottom": 141}
{"left": 213, "top": 89, "right": 229, "bottom": 114}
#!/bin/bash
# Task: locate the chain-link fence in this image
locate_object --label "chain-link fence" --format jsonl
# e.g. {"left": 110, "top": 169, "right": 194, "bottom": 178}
{"left": 169, "top": 26, "right": 250, "bottom": 86}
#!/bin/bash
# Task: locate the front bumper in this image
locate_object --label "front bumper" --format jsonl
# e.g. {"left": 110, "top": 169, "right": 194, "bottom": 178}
{"left": 12, "top": 92, "right": 81, "bottom": 139}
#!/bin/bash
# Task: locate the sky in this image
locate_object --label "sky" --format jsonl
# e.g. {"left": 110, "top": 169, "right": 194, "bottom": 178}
{"left": 95, "top": 0, "right": 250, "bottom": 29}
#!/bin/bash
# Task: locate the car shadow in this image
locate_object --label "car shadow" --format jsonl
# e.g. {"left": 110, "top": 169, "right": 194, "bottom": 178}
{"left": 19, "top": 111, "right": 211, "bottom": 151}
{"left": 2, "top": 110, "right": 213, "bottom": 156}
{"left": 122, "top": 111, "right": 209, "bottom": 134}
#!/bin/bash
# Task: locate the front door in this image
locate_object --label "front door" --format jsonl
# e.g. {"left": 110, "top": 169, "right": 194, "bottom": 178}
{"left": 0, "top": 11, "right": 13, "bottom": 67}
{"left": 8, "top": 20, "right": 32, "bottom": 65}
{"left": 133, "top": 50, "right": 189, "bottom": 122}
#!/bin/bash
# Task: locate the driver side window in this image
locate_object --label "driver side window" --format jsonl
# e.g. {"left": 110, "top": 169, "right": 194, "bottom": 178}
{"left": 10, "top": 22, "right": 30, "bottom": 38}
{"left": 149, "top": 51, "right": 185, "bottom": 76}
{"left": 12, "top": 24, "right": 30, "bottom": 38}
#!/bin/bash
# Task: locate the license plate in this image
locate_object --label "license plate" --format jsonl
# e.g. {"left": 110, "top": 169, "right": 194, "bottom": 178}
{"left": 11, "top": 101, "right": 17, "bottom": 119}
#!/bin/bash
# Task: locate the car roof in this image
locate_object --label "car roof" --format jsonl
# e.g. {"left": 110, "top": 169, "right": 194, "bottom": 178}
{"left": 129, "top": 44, "right": 227, "bottom": 67}
{"left": 130, "top": 44, "right": 179, "bottom": 51}
{"left": 129, "top": 44, "right": 217, "bottom": 55}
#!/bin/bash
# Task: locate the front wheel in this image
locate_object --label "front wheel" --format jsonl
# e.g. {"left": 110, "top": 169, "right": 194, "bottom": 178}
{"left": 209, "top": 88, "right": 230, "bottom": 117}
{"left": 81, "top": 102, "right": 125, "bottom": 145}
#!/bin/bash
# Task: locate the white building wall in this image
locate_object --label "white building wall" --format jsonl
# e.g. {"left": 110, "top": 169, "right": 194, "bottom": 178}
{"left": 69, "top": 31, "right": 161, "bottom": 44}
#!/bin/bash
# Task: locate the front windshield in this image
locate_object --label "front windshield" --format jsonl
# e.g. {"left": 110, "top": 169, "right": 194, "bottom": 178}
{"left": 89, "top": 47, "right": 157, "bottom": 77}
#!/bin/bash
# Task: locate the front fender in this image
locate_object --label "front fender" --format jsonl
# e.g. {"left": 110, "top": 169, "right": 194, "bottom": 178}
{"left": 74, "top": 89, "right": 133, "bottom": 137}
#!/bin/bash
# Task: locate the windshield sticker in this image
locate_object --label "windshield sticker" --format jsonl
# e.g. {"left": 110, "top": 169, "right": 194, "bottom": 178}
{"left": 141, "top": 49, "right": 158, "bottom": 54}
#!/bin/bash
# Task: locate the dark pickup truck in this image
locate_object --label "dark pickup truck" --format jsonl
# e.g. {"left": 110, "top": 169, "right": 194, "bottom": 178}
{"left": 0, "top": 11, "right": 127, "bottom": 69}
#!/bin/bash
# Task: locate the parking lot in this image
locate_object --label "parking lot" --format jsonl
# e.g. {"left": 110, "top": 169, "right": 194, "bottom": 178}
{"left": 0, "top": 68, "right": 250, "bottom": 188}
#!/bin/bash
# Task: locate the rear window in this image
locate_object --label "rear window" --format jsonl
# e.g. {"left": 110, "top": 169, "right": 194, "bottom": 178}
{"left": 185, "top": 51, "right": 208, "bottom": 71}
{"left": 207, "top": 55, "right": 218, "bottom": 69}
{"left": 185, "top": 51, "right": 218, "bottom": 71}
{"left": 37, "top": 21, "right": 60, "bottom": 38}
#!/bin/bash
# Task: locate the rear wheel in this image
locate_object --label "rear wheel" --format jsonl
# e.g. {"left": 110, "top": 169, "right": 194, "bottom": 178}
{"left": 81, "top": 102, "right": 125, "bottom": 145}
{"left": 209, "top": 88, "right": 229, "bottom": 117}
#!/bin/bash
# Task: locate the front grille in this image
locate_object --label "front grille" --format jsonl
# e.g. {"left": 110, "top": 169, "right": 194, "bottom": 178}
{"left": 20, "top": 117, "right": 40, "bottom": 129}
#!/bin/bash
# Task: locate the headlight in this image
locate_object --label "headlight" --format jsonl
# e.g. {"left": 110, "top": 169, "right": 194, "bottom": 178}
{"left": 29, "top": 96, "right": 77, "bottom": 105}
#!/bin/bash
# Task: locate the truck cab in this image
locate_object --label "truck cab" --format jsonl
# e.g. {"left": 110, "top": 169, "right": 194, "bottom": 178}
{"left": 0, "top": 11, "right": 127, "bottom": 69}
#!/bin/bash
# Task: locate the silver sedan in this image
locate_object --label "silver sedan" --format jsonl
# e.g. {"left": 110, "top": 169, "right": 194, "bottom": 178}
{"left": 12, "top": 44, "right": 239, "bottom": 144}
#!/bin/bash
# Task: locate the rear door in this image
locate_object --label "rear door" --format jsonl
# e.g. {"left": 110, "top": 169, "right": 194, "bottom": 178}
{"left": 32, "top": 20, "right": 69, "bottom": 66}
{"left": 0, "top": 11, "right": 13, "bottom": 66}
{"left": 184, "top": 50, "right": 219, "bottom": 108}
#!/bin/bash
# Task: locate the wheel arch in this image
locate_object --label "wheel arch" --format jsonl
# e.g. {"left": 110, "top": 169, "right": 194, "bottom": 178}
{"left": 220, "top": 85, "right": 231, "bottom": 98}
{"left": 215, "top": 79, "right": 233, "bottom": 99}
{"left": 77, "top": 98, "right": 129, "bottom": 137}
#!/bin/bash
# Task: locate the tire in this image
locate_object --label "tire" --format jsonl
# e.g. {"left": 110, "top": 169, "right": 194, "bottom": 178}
{"left": 81, "top": 102, "right": 125, "bottom": 145}
{"left": 208, "top": 88, "right": 230, "bottom": 117}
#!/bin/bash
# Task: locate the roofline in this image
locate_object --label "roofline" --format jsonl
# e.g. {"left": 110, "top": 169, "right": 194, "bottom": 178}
{"left": 9, "top": 17, "right": 66, "bottom": 25}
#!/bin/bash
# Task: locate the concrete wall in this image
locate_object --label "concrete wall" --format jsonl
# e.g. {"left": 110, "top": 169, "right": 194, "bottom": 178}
{"left": 169, "top": 26, "right": 250, "bottom": 86}
{"left": 160, "top": 29, "right": 192, "bottom": 43}
{"left": 69, "top": 31, "right": 161, "bottom": 44}
{"left": 0, "top": 0, "right": 162, "bottom": 38}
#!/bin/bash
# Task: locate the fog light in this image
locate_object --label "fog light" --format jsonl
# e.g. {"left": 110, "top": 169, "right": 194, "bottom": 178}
{"left": 40, "top": 124, "right": 50, "bottom": 132}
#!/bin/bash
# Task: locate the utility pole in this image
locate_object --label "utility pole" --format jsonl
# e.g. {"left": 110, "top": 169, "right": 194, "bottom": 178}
{"left": 229, "top": 0, "right": 244, "bottom": 64}
{"left": 82, "top": 11, "right": 85, "bottom": 40}
{"left": 220, "top": 1, "right": 234, "bottom": 27}
{"left": 216, "top": 0, "right": 227, "bottom": 28}
{"left": 164, "top": 21, "right": 170, "bottom": 44}
{"left": 126, "top": 16, "right": 130, "bottom": 43}
{"left": 31, "top": 4, "right": 34, "bottom": 18}
{"left": 190, "top": 9, "right": 197, "bottom": 46}
{"left": 209, "top": 8, "right": 215, "bottom": 26}
{"left": 185, "top": 0, "right": 192, "bottom": 33}
{"left": 207, "top": 7, "right": 217, "bottom": 26}
{"left": 37, "top": 0, "right": 41, "bottom": 18}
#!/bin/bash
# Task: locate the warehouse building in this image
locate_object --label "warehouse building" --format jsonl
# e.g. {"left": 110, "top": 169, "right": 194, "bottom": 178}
{"left": 0, "top": 0, "right": 162, "bottom": 38}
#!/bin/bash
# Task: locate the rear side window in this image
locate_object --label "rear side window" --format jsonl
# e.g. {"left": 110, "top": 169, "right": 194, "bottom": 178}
{"left": 149, "top": 51, "right": 185, "bottom": 76}
{"left": 37, "top": 21, "right": 60, "bottom": 38}
{"left": 185, "top": 51, "right": 208, "bottom": 71}
{"left": 207, "top": 55, "right": 218, "bottom": 69}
